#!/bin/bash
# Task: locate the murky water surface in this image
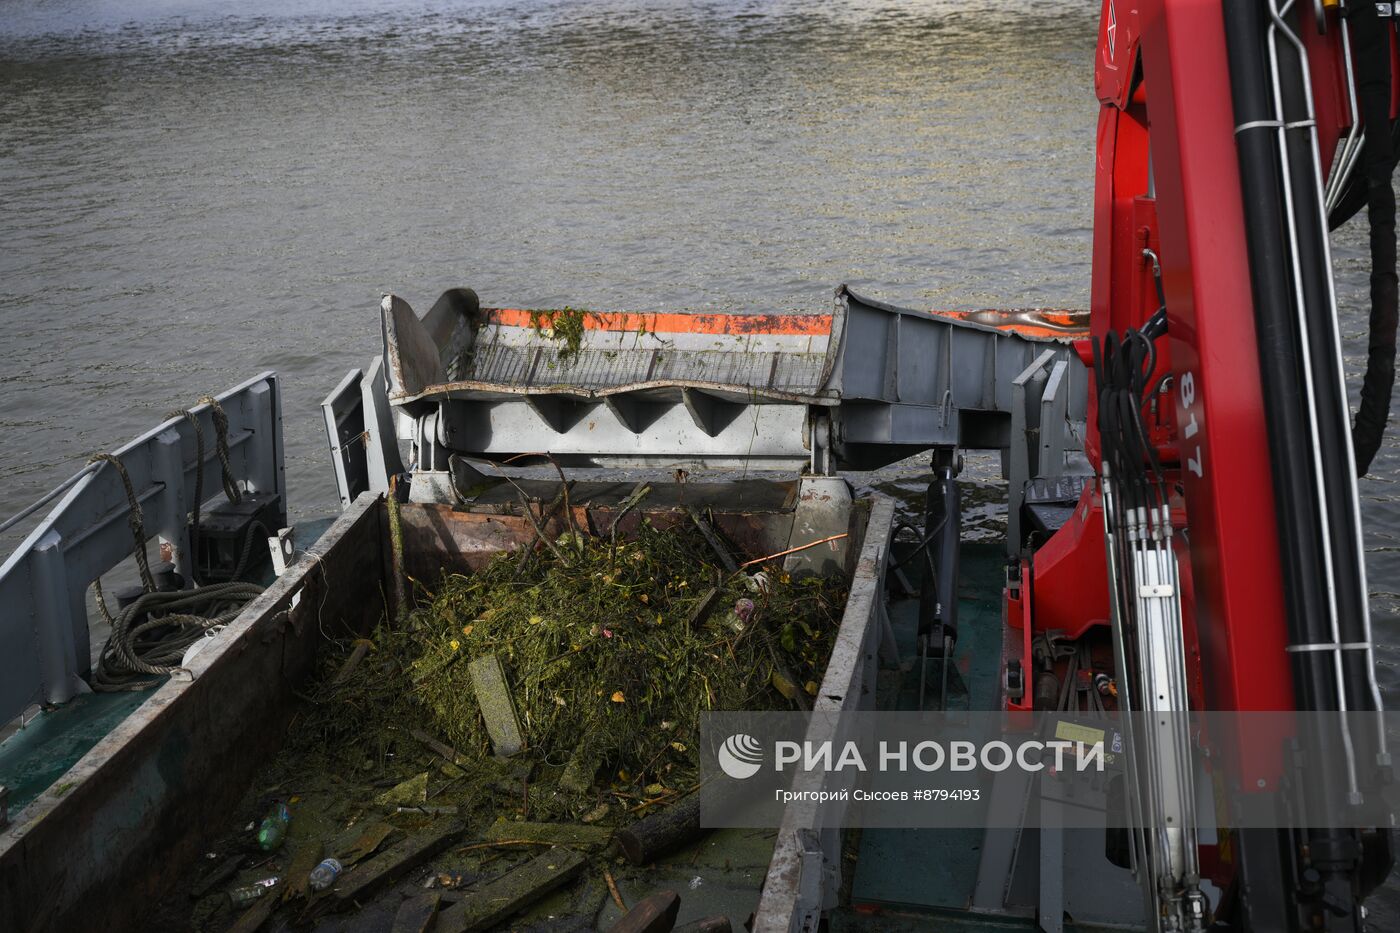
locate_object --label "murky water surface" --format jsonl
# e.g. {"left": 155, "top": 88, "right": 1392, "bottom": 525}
{"left": 2, "top": 0, "right": 1398, "bottom": 920}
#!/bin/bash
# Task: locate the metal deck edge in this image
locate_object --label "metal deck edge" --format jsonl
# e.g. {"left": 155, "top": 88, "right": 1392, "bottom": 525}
{"left": 753, "top": 495, "right": 896, "bottom": 933}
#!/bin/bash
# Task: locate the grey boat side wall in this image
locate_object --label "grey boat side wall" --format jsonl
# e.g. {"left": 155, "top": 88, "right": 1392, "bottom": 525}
{"left": 0, "top": 493, "right": 386, "bottom": 933}
{"left": 755, "top": 496, "right": 896, "bottom": 933}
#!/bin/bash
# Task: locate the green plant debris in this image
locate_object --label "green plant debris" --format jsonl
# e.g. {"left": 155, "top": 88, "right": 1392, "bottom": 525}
{"left": 155, "top": 520, "right": 846, "bottom": 930}
{"left": 293, "top": 520, "right": 843, "bottom": 815}
{"left": 528, "top": 307, "right": 588, "bottom": 362}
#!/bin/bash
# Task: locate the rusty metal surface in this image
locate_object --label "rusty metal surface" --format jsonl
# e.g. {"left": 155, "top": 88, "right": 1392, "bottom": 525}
{"left": 455, "top": 344, "right": 833, "bottom": 399}
{"left": 0, "top": 486, "right": 884, "bottom": 933}
{"left": 930, "top": 308, "right": 1090, "bottom": 340}
{"left": 396, "top": 480, "right": 805, "bottom": 581}
{"left": 466, "top": 478, "right": 799, "bottom": 513}
{"left": 382, "top": 291, "right": 840, "bottom": 409}
{"left": 375, "top": 287, "right": 1088, "bottom": 475}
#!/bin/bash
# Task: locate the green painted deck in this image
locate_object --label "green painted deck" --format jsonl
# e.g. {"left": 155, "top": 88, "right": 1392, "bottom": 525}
{"left": 848, "top": 543, "right": 1005, "bottom": 918}
{"left": 845, "top": 543, "right": 1135, "bottom": 932}
{"left": 0, "top": 690, "right": 150, "bottom": 814}
{"left": 832, "top": 906, "right": 1044, "bottom": 932}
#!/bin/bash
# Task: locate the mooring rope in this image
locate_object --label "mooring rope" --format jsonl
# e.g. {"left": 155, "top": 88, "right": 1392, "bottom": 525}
{"left": 91, "top": 518, "right": 270, "bottom": 691}
{"left": 199, "top": 395, "right": 242, "bottom": 504}
{"left": 88, "top": 397, "right": 266, "bottom": 692}
{"left": 88, "top": 452, "right": 156, "bottom": 593}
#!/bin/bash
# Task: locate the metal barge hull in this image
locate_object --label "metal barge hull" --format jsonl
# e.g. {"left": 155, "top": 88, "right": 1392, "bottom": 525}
{"left": 0, "top": 482, "right": 894, "bottom": 932}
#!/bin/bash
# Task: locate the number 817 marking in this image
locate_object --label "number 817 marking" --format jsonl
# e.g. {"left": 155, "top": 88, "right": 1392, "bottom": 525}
{"left": 1180, "top": 371, "right": 1203, "bottom": 477}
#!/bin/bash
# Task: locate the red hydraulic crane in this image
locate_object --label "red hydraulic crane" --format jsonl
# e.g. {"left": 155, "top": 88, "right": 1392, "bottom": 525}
{"left": 1004, "top": 1, "right": 1400, "bottom": 929}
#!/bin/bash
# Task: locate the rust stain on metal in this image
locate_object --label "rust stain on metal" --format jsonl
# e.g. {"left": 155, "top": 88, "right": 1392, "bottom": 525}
{"left": 929, "top": 308, "right": 1089, "bottom": 340}
{"left": 485, "top": 307, "right": 834, "bottom": 337}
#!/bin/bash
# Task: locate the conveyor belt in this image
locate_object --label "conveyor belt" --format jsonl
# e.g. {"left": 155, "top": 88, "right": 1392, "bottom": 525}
{"left": 368, "top": 286, "right": 1088, "bottom": 485}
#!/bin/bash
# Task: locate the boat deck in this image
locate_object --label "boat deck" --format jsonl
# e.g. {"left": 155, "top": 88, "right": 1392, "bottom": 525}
{"left": 839, "top": 542, "right": 1142, "bottom": 932}
{"left": 0, "top": 516, "right": 339, "bottom": 818}
{"left": 847, "top": 543, "right": 1004, "bottom": 918}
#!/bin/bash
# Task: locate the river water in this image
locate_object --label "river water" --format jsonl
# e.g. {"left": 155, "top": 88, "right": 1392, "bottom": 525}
{"left": 2, "top": 0, "right": 1398, "bottom": 921}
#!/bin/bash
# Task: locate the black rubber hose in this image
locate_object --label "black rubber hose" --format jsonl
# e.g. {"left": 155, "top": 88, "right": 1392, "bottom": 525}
{"left": 1348, "top": 4, "right": 1398, "bottom": 476}
{"left": 1327, "top": 120, "right": 1400, "bottom": 230}
{"left": 1222, "top": 6, "right": 1379, "bottom": 925}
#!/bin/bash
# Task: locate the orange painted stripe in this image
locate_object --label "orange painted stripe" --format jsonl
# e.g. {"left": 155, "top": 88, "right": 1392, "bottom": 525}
{"left": 484, "top": 306, "right": 1088, "bottom": 340}
{"left": 485, "top": 307, "right": 833, "bottom": 337}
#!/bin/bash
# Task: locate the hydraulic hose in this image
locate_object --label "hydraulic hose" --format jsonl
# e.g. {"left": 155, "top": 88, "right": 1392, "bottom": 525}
{"left": 1348, "top": 3, "right": 1398, "bottom": 476}
{"left": 1222, "top": 2, "right": 1373, "bottom": 927}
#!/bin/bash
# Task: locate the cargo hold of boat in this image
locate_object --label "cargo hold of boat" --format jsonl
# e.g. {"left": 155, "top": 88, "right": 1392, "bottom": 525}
{"left": 0, "top": 286, "right": 1094, "bottom": 932}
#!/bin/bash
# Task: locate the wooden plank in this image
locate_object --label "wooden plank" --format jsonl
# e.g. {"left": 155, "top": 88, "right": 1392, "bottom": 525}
{"left": 684, "top": 587, "right": 722, "bottom": 634}
{"left": 606, "top": 889, "right": 681, "bottom": 933}
{"left": 434, "top": 848, "right": 588, "bottom": 933}
{"left": 481, "top": 817, "right": 612, "bottom": 849}
{"left": 559, "top": 745, "right": 598, "bottom": 794}
{"left": 279, "top": 841, "right": 324, "bottom": 903}
{"left": 686, "top": 506, "right": 738, "bottom": 572}
{"left": 339, "top": 821, "right": 397, "bottom": 867}
{"left": 410, "top": 729, "right": 468, "bottom": 767}
{"left": 328, "top": 822, "right": 464, "bottom": 910}
{"left": 189, "top": 854, "right": 244, "bottom": 900}
{"left": 468, "top": 654, "right": 524, "bottom": 756}
{"left": 391, "top": 892, "right": 442, "bottom": 933}
{"left": 331, "top": 640, "right": 372, "bottom": 685}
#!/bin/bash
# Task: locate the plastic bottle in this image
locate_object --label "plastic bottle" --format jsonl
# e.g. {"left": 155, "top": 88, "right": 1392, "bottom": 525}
{"left": 227, "top": 877, "right": 278, "bottom": 908}
{"left": 255, "top": 802, "right": 290, "bottom": 851}
{"left": 307, "top": 857, "right": 342, "bottom": 892}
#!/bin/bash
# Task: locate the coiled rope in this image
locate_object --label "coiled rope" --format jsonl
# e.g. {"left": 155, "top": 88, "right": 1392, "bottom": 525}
{"left": 90, "top": 397, "right": 267, "bottom": 692}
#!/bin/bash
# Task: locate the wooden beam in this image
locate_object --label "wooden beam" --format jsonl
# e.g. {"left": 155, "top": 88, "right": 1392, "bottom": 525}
{"left": 390, "top": 892, "right": 441, "bottom": 933}
{"left": 435, "top": 848, "right": 587, "bottom": 933}
{"left": 327, "top": 822, "right": 464, "bottom": 911}
{"left": 468, "top": 654, "right": 525, "bottom": 757}
{"left": 616, "top": 797, "right": 703, "bottom": 866}
{"left": 606, "top": 890, "right": 681, "bottom": 933}
{"left": 481, "top": 817, "right": 612, "bottom": 850}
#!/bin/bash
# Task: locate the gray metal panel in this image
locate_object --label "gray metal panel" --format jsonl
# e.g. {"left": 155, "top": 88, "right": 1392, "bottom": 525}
{"left": 1008, "top": 351, "right": 1057, "bottom": 558}
{"left": 379, "top": 287, "right": 1087, "bottom": 478}
{"left": 837, "top": 402, "right": 958, "bottom": 447}
{"left": 0, "top": 373, "right": 285, "bottom": 722}
{"left": 828, "top": 289, "right": 1087, "bottom": 459}
{"left": 435, "top": 395, "right": 812, "bottom": 471}
{"left": 322, "top": 369, "right": 366, "bottom": 509}
{"left": 362, "top": 355, "right": 405, "bottom": 498}
{"left": 1039, "top": 360, "right": 1070, "bottom": 480}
